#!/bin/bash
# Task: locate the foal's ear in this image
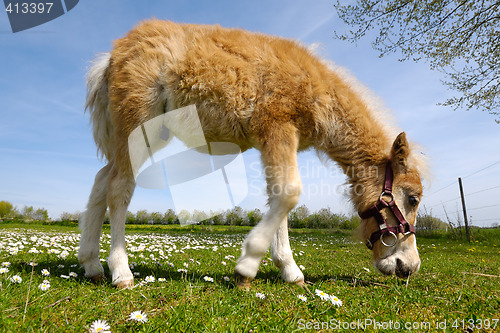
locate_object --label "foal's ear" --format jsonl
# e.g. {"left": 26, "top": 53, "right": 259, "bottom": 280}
{"left": 390, "top": 132, "right": 410, "bottom": 172}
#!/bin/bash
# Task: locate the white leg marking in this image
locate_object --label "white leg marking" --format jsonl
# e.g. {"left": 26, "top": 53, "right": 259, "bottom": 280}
{"left": 235, "top": 148, "right": 302, "bottom": 280}
{"left": 107, "top": 170, "right": 135, "bottom": 287}
{"left": 78, "top": 164, "right": 111, "bottom": 279}
{"left": 271, "top": 217, "right": 304, "bottom": 283}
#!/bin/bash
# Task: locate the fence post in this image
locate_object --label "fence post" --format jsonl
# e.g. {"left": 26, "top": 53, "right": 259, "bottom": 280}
{"left": 458, "top": 177, "right": 471, "bottom": 243}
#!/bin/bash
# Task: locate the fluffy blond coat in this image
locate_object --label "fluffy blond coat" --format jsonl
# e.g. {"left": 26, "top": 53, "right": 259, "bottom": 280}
{"left": 79, "top": 20, "right": 425, "bottom": 288}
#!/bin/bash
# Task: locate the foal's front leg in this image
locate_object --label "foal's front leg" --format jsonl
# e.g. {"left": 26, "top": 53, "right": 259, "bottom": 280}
{"left": 235, "top": 128, "right": 302, "bottom": 288}
{"left": 107, "top": 169, "right": 135, "bottom": 288}
{"left": 271, "top": 217, "right": 304, "bottom": 285}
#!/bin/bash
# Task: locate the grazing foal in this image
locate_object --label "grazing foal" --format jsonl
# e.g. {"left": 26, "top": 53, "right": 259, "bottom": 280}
{"left": 78, "top": 20, "right": 426, "bottom": 289}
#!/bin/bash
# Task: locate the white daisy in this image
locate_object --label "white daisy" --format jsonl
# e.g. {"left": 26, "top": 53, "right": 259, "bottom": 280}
{"left": 59, "top": 250, "right": 69, "bottom": 259}
{"left": 315, "top": 289, "right": 329, "bottom": 300}
{"left": 330, "top": 294, "right": 343, "bottom": 307}
{"left": 38, "top": 282, "right": 50, "bottom": 291}
{"left": 10, "top": 275, "right": 22, "bottom": 283}
{"left": 255, "top": 292, "right": 266, "bottom": 299}
{"left": 203, "top": 276, "right": 214, "bottom": 282}
{"left": 298, "top": 294, "right": 307, "bottom": 302}
{"left": 89, "top": 319, "right": 111, "bottom": 333}
{"left": 129, "top": 310, "right": 148, "bottom": 323}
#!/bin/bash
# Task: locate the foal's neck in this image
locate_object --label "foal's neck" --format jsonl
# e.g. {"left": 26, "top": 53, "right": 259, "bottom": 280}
{"left": 315, "top": 74, "right": 393, "bottom": 212}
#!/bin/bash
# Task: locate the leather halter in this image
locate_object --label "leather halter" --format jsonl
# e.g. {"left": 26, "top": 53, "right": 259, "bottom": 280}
{"left": 359, "top": 162, "right": 415, "bottom": 250}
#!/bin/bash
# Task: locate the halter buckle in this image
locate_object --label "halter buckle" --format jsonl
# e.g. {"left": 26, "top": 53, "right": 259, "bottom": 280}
{"left": 379, "top": 191, "right": 393, "bottom": 203}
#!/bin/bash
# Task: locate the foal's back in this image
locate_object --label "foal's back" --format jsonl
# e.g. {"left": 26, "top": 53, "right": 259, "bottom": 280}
{"left": 107, "top": 19, "right": 333, "bottom": 157}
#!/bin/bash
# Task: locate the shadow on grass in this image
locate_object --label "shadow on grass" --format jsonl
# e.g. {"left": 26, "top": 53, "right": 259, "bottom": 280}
{"left": 6, "top": 255, "right": 405, "bottom": 292}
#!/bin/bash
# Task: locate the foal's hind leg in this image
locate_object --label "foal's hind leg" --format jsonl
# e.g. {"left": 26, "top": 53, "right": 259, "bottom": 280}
{"left": 235, "top": 126, "right": 302, "bottom": 288}
{"left": 107, "top": 166, "right": 136, "bottom": 288}
{"left": 78, "top": 163, "right": 112, "bottom": 281}
{"left": 271, "top": 217, "right": 304, "bottom": 285}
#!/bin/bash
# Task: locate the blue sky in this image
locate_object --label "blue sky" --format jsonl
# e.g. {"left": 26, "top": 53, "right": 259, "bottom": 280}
{"left": 1, "top": 0, "right": 499, "bottom": 227}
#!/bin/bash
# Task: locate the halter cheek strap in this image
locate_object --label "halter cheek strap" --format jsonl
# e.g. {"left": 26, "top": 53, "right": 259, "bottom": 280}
{"left": 359, "top": 163, "right": 415, "bottom": 250}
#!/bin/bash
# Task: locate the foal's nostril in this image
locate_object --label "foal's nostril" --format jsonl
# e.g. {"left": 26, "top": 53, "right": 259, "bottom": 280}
{"left": 395, "top": 258, "right": 411, "bottom": 278}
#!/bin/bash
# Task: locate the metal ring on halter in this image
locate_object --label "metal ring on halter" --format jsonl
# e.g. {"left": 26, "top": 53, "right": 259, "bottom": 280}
{"left": 379, "top": 191, "right": 394, "bottom": 203}
{"left": 380, "top": 231, "right": 398, "bottom": 247}
{"left": 403, "top": 230, "right": 413, "bottom": 236}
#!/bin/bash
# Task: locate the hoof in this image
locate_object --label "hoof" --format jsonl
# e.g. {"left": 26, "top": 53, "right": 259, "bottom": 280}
{"left": 90, "top": 274, "right": 106, "bottom": 284}
{"left": 116, "top": 279, "right": 134, "bottom": 289}
{"left": 294, "top": 279, "right": 305, "bottom": 287}
{"left": 234, "top": 272, "right": 252, "bottom": 291}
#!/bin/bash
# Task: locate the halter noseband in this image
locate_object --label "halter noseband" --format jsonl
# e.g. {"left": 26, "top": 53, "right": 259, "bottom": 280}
{"left": 359, "top": 162, "right": 415, "bottom": 250}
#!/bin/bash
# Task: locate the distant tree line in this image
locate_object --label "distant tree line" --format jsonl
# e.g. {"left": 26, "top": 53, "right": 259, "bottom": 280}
{"left": 5, "top": 199, "right": 485, "bottom": 231}
{"left": 108, "top": 205, "right": 362, "bottom": 230}
{"left": 0, "top": 200, "right": 361, "bottom": 230}
{"left": 0, "top": 200, "right": 48, "bottom": 222}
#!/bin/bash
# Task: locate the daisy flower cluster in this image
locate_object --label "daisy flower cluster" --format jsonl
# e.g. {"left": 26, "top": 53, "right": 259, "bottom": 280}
{"left": 315, "top": 289, "right": 343, "bottom": 306}
{"left": 88, "top": 310, "right": 148, "bottom": 332}
{"left": 0, "top": 229, "right": 244, "bottom": 289}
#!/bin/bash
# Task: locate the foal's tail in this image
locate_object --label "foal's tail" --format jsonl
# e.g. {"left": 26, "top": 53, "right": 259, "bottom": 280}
{"left": 85, "top": 52, "right": 113, "bottom": 161}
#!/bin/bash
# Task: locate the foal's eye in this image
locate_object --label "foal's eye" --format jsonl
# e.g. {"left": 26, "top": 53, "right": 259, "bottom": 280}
{"left": 408, "top": 195, "right": 419, "bottom": 207}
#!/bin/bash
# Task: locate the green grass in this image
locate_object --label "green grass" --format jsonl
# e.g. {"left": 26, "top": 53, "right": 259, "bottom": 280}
{"left": 0, "top": 223, "right": 498, "bottom": 332}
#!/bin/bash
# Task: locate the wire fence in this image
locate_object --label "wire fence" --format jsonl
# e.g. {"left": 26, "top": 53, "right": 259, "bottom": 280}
{"left": 422, "top": 160, "right": 500, "bottom": 228}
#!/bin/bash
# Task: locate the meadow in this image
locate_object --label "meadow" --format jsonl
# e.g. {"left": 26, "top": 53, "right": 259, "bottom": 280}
{"left": 0, "top": 222, "right": 498, "bottom": 332}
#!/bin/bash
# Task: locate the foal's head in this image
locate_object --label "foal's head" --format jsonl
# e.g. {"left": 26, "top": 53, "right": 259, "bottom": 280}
{"left": 359, "top": 133, "right": 423, "bottom": 278}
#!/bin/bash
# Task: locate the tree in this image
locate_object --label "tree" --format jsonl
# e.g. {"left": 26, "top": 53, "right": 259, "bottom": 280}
{"left": 60, "top": 211, "right": 82, "bottom": 221}
{"left": 163, "top": 209, "right": 178, "bottom": 225}
{"left": 0, "top": 201, "right": 17, "bottom": 219}
{"left": 416, "top": 213, "right": 449, "bottom": 230}
{"left": 20, "top": 205, "right": 48, "bottom": 221}
{"left": 192, "top": 209, "right": 208, "bottom": 223}
{"left": 21, "top": 206, "right": 34, "bottom": 220}
{"left": 333, "top": 0, "right": 500, "bottom": 122}
{"left": 135, "top": 210, "right": 150, "bottom": 224}
{"left": 225, "top": 206, "right": 245, "bottom": 226}
{"left": 288, "top": 204, "right": 310, "bottom": 228}
{"left": 150, "top": 212, "right": 163, "bottom": 224}
{"left": 246, "top": 208, "right": 263, "bottom": 226}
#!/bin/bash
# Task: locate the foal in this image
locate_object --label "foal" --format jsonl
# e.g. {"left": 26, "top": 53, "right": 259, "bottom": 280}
{"left": 78, "top": 20, "right": 426, "bottom": 289}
